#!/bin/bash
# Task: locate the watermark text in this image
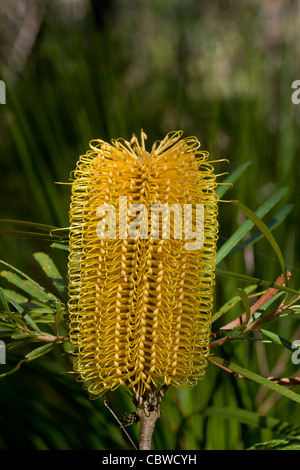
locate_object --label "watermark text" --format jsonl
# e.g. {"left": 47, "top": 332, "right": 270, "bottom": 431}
{"left": 291, "top": 80, "right": 300, "bottom": 105}
{"left": 96, "top": 196, "right": 204, "bottom": 250}
{"left": 0, "top": 80, "right": 6, "bottom": 104}
{"left": 0, "top": 340, "right": 6, "bottom": 364}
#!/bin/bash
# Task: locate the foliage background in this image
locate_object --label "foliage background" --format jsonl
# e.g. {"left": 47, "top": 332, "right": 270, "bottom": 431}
{"left": 0, "top": 0, "right": 300, "bottom": 450}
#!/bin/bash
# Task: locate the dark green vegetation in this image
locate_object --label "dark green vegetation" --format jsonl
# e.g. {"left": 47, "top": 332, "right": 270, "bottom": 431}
{"left": 0, "top": 0, "right": 300, "bottom": 450}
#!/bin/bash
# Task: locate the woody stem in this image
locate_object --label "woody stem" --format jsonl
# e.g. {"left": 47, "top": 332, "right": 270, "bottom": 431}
{"left": 135, "top": 384, "right": 168, "bottom": 450}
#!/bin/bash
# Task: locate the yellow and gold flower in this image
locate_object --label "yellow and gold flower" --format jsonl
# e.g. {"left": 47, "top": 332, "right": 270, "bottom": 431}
{"left": 68, "top": 130, "right": 218, "bottom": 396}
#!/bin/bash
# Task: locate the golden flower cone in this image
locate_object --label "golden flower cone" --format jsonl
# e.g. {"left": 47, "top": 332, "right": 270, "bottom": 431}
{"left": 68, "top": 130, "right": 218, "bottom": 396}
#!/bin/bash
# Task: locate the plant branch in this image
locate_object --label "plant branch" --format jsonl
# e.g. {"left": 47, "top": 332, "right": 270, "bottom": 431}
{"left": 210, "top": 272, "right": 291, "bottom": 349}
{"left": 134, "top": 384, "right": 168, "bottom": 450}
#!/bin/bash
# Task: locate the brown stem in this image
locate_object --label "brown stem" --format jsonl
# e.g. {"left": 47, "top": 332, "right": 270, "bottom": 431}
{"left": 137, "top": 404, "right": 159, "bottom": 450}
{"left": 134, "top": 385, "right": 168, "bottom": 450}
{"left": 210, "top": 272, "right": 291, "bottom": 349}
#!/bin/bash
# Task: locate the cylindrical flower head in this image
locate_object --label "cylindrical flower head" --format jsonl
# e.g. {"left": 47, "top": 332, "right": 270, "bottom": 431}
{"left": 68, "top": 130, "right": 218, "bottom": 396}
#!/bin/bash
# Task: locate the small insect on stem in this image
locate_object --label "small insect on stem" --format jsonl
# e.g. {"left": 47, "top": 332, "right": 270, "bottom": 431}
{"left": 104, "top": 399, "right": 138, "bottom": 450}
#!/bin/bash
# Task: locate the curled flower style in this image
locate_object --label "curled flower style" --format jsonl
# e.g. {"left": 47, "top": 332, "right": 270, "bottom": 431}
{"left": 68, "top": 130, "right": 219, "bottom": 396}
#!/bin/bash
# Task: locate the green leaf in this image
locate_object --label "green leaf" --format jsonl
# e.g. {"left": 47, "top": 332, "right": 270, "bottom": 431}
{"left": 228, "top": 203, "right": 293, "bottom": 256}
{"left": 2, "top": 289, "right": 28, "bottom": 304}
{"left": 236, "top": 288, "right": 251, "bottom": 323}
{"left": 215, "top": 269, "right": 300, "bottom": 296}
{"left": 0, "top": 270, "right": 58, "bottom": 304}
{"left": 260, "top": 329, "right": 295, "bottom": 351}
{"left": 2, "top": 289, "right": 28, "bottom": 313}
{"left": 216, "top": 187, "right": 288, "bottom": 266}
{"left": 209, "top": 356, "right": 300, "bottom": 404}
{"left": 0, "top": 230, "right": 66, "bottom": 242}
{"left": 25, "top": 343, "right": 53, "bottom": 360}
{"left": 0, "top": 288, "right": 11, "bottom": 314}
{"left": 33, "top": 252, "right": 67, "bottom": 301}
{"left": 248, "top": 437, "right": 300, "bottom": 450}
{"left": 1, "top": 310, "right": 27, "bottom": 329}
{"left": 24, "top": 313, "right": 42, "bottom": 333}
{"left": 0, "top": 218, "right": 57, "bottom": 232}
{"left": 216, "top": 162, "right": 252, "bottom": 198}
{"left": 201, "top": 407, "right": 300, "bottom": 437}
{"left": 211, "top": 284, "right": 257, "bottom": 324}
{"left": 0, "top": 342, "right": 53, "bottom": 378}
{"left": 50, "top": 242, "right": 69, "bottom": 251}
{"left": 231, "top": 199, "right": 287, "bottom": 285}
{"left": 55, "top": 305, "right": 65, "bottom": 336}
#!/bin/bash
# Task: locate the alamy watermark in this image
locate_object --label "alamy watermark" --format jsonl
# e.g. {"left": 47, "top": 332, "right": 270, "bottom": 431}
{"left": 96, "top": 196, "right": 205, "bottom": 250}
{"left": 291, "top": 80, "right": 300, "bottom": 105}
{"left": 291, "top": 340, "right": 300, "bottom": 365}
{"left": 0, "top": 80, "right": 6, "bottom": 104}
{"left": 0, "top": 340, "right": 6, "bottom": 364}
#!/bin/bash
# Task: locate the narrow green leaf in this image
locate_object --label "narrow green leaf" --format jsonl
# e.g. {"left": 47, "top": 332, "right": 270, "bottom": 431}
{"left": 55, "top": 306, "right": 65, "bottom": 336}
{"left": 0, "top": 219, "right": 57, "bottom": 231}
{"left": 228, "top": 203, "right": 293, "bottom": 256}
{"left": 0, "top": 229, "right": 65, "bottom": 241}
{"left": 216, "top": 162, "right": 252, "bottom": 198}
{"left": 0, "top": 341, "right": 53, "bottom": 377}
{"left": 1, "top": 289, "right": 27, "bottom": 314}
{"left": 0, "top": 288, "right": 11, "bottom": 314}
{"left": 248, "top": 438, "right": 300, "bottom": 450}
{"left": 236, "top": 288, "right": 251, "bottom": 323}
{"left": 25, "top": 343, "right": 53, "bottom": 359}
{"left": 215, "top": 269, "right": 300, "bottom": 296}
{"left": 0, "top": 327, "right": 15, "bottom": 335}
{"left": 211, "top": 284, "right": 257, "bottom": 324}
{"left": 11, "top": 333, "right": 34, "bottom": 340}
{"left": 24, "top": 313, "right": 42, "bottom": 333}
{"left": 210, "top": 356, "right": 300, "bottom": 404}
{"left": 216, "top": 187, "right": 288, "bottom": 265}
{"left": 1, "top": 310, "right": 27, "bottom": 329}
{"left": 50, "top": 242, "right": 69, "bottom": 251}
{"left": 0, "top": 270, "right": 58, "bottom": 304}
{"left": 0, "top": 258, "right": 56, "bottom": 293}
{"left": 260, "top": 329, "right": 295, "bottom": 351}
{"left": 33, "top": 252, "right": 67, "bottom": 301}
{"left": 231, "top": 200, "right": 287, "bottom": 285}
{"left": 201, "top": 407, "right": 300, "bottom": 437}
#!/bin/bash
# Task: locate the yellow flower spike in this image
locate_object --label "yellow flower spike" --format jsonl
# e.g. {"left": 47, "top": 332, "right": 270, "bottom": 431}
{"left": 68, "top": 130, "right": 219, "bottom": 397}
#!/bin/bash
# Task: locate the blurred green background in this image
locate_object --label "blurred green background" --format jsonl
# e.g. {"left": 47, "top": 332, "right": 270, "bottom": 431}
{"left": 0, "top": 0, "right": 300, "bottom": 450}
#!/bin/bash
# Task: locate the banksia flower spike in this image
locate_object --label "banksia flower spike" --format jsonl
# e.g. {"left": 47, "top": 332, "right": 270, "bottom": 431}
{"left": 68, "top": 130, "right": 218, "bottom": 400}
